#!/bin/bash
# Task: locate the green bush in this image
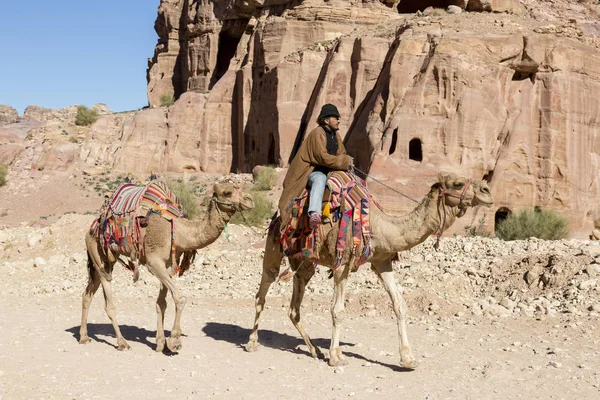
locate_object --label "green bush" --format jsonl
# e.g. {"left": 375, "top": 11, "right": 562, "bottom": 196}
{"left": 254, "top": 166, "right": 277, "bottom": 191}
{"left": 0, "top": 164, "right": 8, "bottom": 186}
{"left": 160, "top": 93, "right": 175, "bottom": 107}
{"left": 171, "top": 181, "right": 199, "bottom": 219}
{"left": 230, "top": 190, "right": 273, "bottom": 227}
{"left": 75, "top": 105, "right": 98, "bottom": 126}
{"left": 495, "top": 208, "right": 569, "bottom": 241}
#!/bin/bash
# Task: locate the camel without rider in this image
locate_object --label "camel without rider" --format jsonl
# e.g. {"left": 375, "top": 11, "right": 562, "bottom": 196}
{"left": 245, "top": 173, "right": 493, "bottom": 369}
{"left": 80, "top": 182, "right": 254, "bottom": 352}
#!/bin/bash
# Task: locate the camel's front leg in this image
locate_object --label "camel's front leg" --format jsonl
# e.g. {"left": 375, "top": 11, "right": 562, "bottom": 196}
{"left": 79, "top": 255, "right": 101, "bottom": 344}
{"left": 245, "top": 233, "right": 283, "bottom": 352}
{"left": 98, "top": 274, "right": 130, "bottom": 351}
{"left": 329, "top": 264, "right": 350, "bottom": 366}
{"left": 372, "top": 260, "right": 417, "bottom": 369}
{"left": 148, "top": 258, "right": 185, "bottom": 352}
{"left": 289, "top": 261, "right": 323, "bottom": 359}
{"left": 155, "top": 284, "right": 168, "bottom": 352}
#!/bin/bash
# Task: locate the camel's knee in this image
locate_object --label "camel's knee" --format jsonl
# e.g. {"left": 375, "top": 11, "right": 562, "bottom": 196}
{"left": 288, "top": 308, "right": 300, "bottom": 323}
{"left": 156, "top": 300, "right": 167, "bottom": 313}
{"left": 175, "top": 296, "right": 186, "bottom": 310}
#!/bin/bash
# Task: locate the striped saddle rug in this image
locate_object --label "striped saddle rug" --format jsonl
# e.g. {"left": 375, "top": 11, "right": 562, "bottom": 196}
{"left": 89, "top": 180, "right": 184, "bottom": 272}
{"left": 278, "top": 171, "right": 381, "bottom": 269}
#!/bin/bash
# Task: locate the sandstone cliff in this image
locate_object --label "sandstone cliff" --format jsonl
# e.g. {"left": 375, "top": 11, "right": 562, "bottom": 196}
{"left": 142, "top": 0, "right": 600, "bottom": 233}
{"left": 2, "top": 0, "right": 600, "bottom": 236}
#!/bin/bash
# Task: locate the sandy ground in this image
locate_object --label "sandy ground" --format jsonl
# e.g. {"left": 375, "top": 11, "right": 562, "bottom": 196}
{"left": 0, "top": 291, "right": 598, "bottom": 399}
{"left": 0, "top": 197, "right": 599, "bottom": 399}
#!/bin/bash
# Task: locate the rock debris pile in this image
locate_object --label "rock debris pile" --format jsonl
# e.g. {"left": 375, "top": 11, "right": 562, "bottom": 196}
{"left": 0, "top": 214, "right": 598, "bottom": 321}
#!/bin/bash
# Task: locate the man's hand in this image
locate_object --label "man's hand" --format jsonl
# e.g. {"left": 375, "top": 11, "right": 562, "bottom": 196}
{"left": 347, "top": 156, "right": 354, "bottom": 171}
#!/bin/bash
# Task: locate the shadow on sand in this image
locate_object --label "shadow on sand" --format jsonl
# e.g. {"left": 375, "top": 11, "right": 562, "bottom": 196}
{"left": 202, "top": 322, "right": 412, "bottom": 372}
{"left": 65, "top": 324, "right": 185, "bottom": 354}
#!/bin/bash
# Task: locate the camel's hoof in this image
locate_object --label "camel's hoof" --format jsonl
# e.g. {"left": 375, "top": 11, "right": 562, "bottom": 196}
{"left": 79, "top": 336, "right": 91, "bottom": 345}
{"left": 166, "top": 337, "right": 182, "bottom": 352}
{"left": 156, "top": 340, "right": 165, "bottom": 353}
{"left": 328, "top": 357, "right": 349, "bottom": 367}
{"left": 400, "top": 359, "right": 418, "bottom": 370}
{"left": 310, "top": 348, "right": 325, "bottom": 360}
{"left": 117, "top": 341, "right": 131, "bottom": 351}
{"left": 244, "top": 341, "right": 259, "bottom": 352}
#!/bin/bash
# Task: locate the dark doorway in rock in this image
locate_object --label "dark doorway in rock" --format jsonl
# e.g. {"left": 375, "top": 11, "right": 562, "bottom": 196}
{"left": 211, "top": 20, "right": 248, "bottom": 89}
{"left": 512, "top": 70, "right": 536, "bottom": 83}
{"left": 397, "top": 0, "right": 458, "bottom": 13}
{"left": 482, "top": 170, "right": 494, "bottom": 183}
{"left": 494, "top": 207, "right": 511, "bottom": 229}
{"left": 211, "top": 34, "right": 240, "bottom": 88}
{"left": 409, "top": 138, "right": 422, "bottom": 162}
{"left": 389, "top": 128, "right": 398, "bottom": 155}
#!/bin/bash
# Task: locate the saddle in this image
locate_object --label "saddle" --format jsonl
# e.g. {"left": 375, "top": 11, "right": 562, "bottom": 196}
{"left": 90, "top": 180, "right": 185, "bottom": 277}
{"left": 279, "top": 171, "right": 380, "bottom": 269}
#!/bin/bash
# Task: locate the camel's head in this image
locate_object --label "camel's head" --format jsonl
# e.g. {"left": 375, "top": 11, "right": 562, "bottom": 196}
{"left": 435, "top": 173, "right": 494, "bottom": 213}
{"left": 212, "top": 182, "right": 254, "bottom": 214}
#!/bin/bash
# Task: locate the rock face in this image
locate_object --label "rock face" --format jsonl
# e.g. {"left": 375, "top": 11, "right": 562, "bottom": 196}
{"left": 3, "top": 1, "right": 600, "bottom": 237}
{"left": 139, "top": 0, "right": 600, "bottom": 234}
{"left": 0, "top": 105, "right": 18, "bottom": 126}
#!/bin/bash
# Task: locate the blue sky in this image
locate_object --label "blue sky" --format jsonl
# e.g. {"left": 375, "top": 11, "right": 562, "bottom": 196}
{"left": 0, "top": 0, "right": 160, "bottom": 115}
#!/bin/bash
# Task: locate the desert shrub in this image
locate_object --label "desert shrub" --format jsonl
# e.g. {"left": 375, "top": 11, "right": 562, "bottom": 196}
{"left": 495, "top": 208, "right": 568, "bottom": 241}
{"left": 160, "top": 93, "right": 175, "bottom": 107}
{"left": 230, "top": 190, "right": 273, "bottom": 227}
{"left": 75, "top": 105, "right": 98, "bottom": 126}
{"left": 254, "top": 166, "right": 277, "bottom": 191}
{"left": 0, "top": 164, "right": 7, "bottom": 186}
{"left": 171, "top": 181, "right": 199, "bottom": 219}
{"left": 464, "top": 215, "right": 491, "bottom": 238}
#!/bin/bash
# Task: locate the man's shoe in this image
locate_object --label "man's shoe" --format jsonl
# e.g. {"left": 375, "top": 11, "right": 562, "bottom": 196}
{"left": 309, "top": 212, "right": 321, "bottom": 230}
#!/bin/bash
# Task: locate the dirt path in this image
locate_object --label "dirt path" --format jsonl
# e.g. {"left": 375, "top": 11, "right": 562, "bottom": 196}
{"left": 1, "top": 289, "right": 598, "bottom": 399}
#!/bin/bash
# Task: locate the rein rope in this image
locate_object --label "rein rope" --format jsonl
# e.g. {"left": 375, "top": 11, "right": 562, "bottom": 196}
{"left": 351, "top": 166, "right": 419, "bottom": 204}
{"left": 434, "top": 179, "right": 472, "bottom": 250}
{"left": 212, "top": 196, "right": 235, "bottom": 242}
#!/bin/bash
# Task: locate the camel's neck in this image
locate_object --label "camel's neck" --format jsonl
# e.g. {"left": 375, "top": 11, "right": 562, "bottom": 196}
{"left": 371, "top": 190, "right": 461, "bottom": 253}
{"left": 175, "top": 200, "right": 234, "bottom": 251}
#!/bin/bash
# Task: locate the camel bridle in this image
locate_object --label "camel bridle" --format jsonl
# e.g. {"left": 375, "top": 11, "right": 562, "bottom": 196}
{"left": 211, "top": 185, "right": 246, "bottom": 241}
{"left": 434, "top": 178, "right": 473, "bottom": 250}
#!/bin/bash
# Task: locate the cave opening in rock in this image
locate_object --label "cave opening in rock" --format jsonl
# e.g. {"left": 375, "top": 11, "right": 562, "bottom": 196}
{"left": 211, "top": 20, "right": 248, "bottom": 89}
{"left": 211, "top": 34, "right": 240, "bottom": 88}
{"left": 389, "top": 128, "right": 398, "bottom": 155}
{"left": 397, "top": 0, "right": 460, "bottom": 13}
{"left": 482, "top": 170, "right": 494, "bottom": 183}
{"left": 409, "top": 138, "right": 423, "bottom": 162}
{"left": 512, "top": 70, "right": 536, "bottom": 83}
{"left": 494, "top": 207, "right": 511, "bottom": 230}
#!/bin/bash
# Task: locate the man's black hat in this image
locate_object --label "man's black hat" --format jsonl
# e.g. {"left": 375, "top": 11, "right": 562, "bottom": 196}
{"left": 317, "top": 103, "right": 341, "bottom": 121}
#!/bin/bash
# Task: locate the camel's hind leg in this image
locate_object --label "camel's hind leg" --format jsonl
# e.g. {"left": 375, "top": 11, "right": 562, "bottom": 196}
{"left": 79, "top": 252, "right": 101, "bottom": 344}
{"left": 154, "top": 284, "right": 168, "bottom": 352}
{"left": 146, "top": 256, "right": 185, "bottom": 352}
{"left": 245, "top": 232, "right": 284, "bottom": 352}
{"left": 328, "top": 264, "right": 350, "bottom": 366}
{"left": 288, "top": 260, "right": 323, "bottom": 359}
{"left": 371, "top": 259, "right": 417, "bottom": 369}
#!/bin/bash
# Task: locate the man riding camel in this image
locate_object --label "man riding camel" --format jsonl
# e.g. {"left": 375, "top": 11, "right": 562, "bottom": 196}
{"left": 278, "top": 103, "right": 354, "bottom": 231}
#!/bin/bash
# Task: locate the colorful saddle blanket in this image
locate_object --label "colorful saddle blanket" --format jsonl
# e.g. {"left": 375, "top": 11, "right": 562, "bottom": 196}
{"left": 90, "top": 180, "right": 184, "bottom": 271}
{"left": 279, "top": 171, "right": 380, "bottom": 269}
